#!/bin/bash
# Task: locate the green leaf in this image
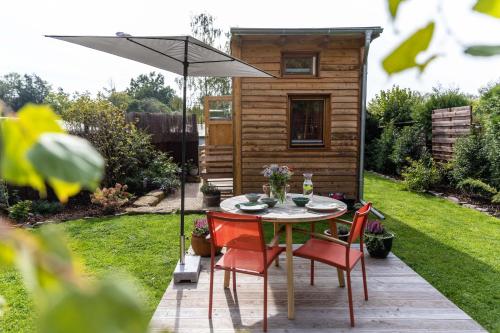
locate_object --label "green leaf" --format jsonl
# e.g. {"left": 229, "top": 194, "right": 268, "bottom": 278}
{"left": 28, "top": 133, "right": 104, "bottom": 202}
{"left": 464, "top": 45, "right": 500, "bottom": 56}
{"left": 39, "top": 278, "right": 148, "bottom": 333}
{"left": 382, "top": 22, "right": 436, "bottom": 75}
{"left": 473, "top": 0, "right": 500, "bottom": 18}
{"left": 388, "top": 0, "right": 406, "bottom": 19}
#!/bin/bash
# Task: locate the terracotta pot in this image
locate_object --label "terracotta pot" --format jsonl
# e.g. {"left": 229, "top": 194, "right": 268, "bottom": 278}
{"left": 191, "top": 234, "right": 221, "bottom": 257}
{"left": 203, "top": 193, "right": 221, "bottom": 207}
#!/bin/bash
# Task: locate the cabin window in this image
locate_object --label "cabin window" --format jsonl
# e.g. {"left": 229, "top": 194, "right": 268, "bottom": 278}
{"left": 288, "top": 95, "right": 330, "bottom": 148}
{"left": 282, "top": 53, "right": 318, "bottom": 77}
{"left": 208, "top": 99, "right": 232, "bottom": 121}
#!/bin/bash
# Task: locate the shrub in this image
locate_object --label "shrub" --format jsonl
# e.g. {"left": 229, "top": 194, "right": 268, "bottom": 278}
{"left": 31, "top": 200, "right": 63, "bottom": 215}
{"left": 372, "top": 122, "right": 398, "bottom": 174}
{"left": 62, "top": 95, "right": 157, "bottom": 189}
{"left": 402, "top": 154, "right": 441, "bottom": 192}
{"left": 457, "top": 178, "right": 497, "bottom": 200}
{"left": 140, "top": 153, "right": 180, "bottom": 194}
{"left": 451, "top": 134, "right": 489, "bottom": 184}
{"left": 8, "top": 200, "right": 32, "bottom": 222}
{"left": 0, "top": 180, "right": 9, "bottom": 210}
{"left": 368, "top": 86, "right": 422, "bottom": 126}
{"left": 91, "top": 183, "right": 132, "bottom": 214}
{"left": 200, "top": 183, "right": 220, "bottom": 195}
{"left": 390, "top": 125, "right": 426, "bottom": 174}
{"left": 492, "top": 193, "right": 500, "bottom": 204}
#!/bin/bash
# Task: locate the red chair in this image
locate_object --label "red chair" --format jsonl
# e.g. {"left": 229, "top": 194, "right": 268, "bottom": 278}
{"left": 293, "top": 202, "right": 372, "bottom": 327}
{"left": 207, "top": 211, "right": 285, "bottom": 331}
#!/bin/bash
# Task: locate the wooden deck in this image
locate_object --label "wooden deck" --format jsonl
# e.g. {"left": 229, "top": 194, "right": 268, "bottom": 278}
{"left": 150, "top": 247, "right": 485, "bottom": 333}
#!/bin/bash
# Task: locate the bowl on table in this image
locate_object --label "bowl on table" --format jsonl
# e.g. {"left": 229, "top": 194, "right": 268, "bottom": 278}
{"left": 292, "top": 196, "right": 310, "bottom": 207}
{"left": 259, "top": 197, "right": 278, "bottom": 208}
{"left": 245, "top": 193, "right": 261, "bottom": 203}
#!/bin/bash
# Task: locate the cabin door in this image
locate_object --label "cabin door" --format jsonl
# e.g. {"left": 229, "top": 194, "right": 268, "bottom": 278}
{"left": 204, "top": 96, "right": 233, "bottom": 146}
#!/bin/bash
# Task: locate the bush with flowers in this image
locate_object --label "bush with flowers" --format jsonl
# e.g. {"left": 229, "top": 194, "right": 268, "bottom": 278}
{"left": 91, "top": 183, "right": 132, "bottom": 214}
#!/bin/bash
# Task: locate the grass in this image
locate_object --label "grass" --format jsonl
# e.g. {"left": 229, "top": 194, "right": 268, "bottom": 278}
{"left": 1, "top": 172, "right": 499, "bottom": 332}
{"left": 364, "top": 172, "right": 499, "bottom": 332}
{"left": 0, "top": 214, "right": 201, "bottom": 333}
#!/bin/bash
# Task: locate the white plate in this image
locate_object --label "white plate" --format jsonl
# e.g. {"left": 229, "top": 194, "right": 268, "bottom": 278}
{"left": 236, "top": 202, "right": 268, "bottom": 212}
{"left": 306, "top": 201, "right": 340, "bottom": 212}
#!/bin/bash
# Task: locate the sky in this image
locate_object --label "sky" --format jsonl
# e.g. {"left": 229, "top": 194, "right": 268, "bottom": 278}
{"left": 1, "top": 0, "right": 499, "bottom": 100}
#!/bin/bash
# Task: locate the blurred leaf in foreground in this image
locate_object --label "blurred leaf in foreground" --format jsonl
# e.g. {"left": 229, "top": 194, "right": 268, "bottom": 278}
{"left": 382, "top": 22, "right": 437, "bottom": 75}
{"left": 388, "top": 0, "right": 406, "bottom": 19}
{"left": 473, "top": 0, "right": 500, "bottom": 18}
{"left": 465, "top": 45, "right": 500, "bottom": 56}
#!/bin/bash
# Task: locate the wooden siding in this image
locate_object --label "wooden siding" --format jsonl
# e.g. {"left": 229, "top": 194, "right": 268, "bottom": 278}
{"left": 232, "top": 35, "right": 363, "bottom": 198}
{"left": 432, "top": 106, "right": 472, "bottom": 161}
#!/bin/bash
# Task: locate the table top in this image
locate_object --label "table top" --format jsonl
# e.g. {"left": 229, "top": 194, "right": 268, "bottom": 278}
{"left": 220, "top": 193, "right": 348, "bottom": 223}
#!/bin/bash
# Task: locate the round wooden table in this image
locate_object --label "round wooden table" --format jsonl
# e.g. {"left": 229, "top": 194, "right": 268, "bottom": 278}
{"left": 220, "top": 193, "right": 348, "bottom": 319}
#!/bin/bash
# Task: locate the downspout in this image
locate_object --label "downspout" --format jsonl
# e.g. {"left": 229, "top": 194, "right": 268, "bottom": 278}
{"left": 358, "top": 30, "right": 385, "bottom": 219}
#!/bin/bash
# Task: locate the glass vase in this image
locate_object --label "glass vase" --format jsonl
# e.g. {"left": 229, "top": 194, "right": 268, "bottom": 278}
{"left": 303, "top": 173, "right": 313, "bottom": 200}
{"left": 270, "top": 182, "right": 287, "bottom": 204}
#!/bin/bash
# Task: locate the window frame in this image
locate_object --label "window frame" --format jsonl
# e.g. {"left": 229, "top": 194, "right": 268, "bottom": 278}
{"left": 287, "top": 94, "right": 331, "bottom": 150}
{"left": 281, "top": 52, "right": 319, "bottom": 78}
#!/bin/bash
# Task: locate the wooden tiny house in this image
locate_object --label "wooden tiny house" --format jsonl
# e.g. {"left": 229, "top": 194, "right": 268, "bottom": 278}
{"left": 203, "top": 27, "right": 382, "bottom": 200}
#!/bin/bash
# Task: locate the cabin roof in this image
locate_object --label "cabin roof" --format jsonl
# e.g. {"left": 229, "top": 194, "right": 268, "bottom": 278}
{"left": 230, "top": 27, "right": 383, "bottom": 42}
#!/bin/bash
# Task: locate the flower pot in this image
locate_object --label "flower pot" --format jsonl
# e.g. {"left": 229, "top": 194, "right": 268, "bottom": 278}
{"left": 324, "top": 228, "right": 350, "bottom": 242}
{"left": 364, "top": 232, "right": 394, "bottom": 258}
{"left": 191, "top": 234, "right": 221, "bottom": 257}
{"left": 203, "top": 193, "right": 221, "bottom": 207}
{"left": 189, "top": 168, "right": 199, "bottom": 176}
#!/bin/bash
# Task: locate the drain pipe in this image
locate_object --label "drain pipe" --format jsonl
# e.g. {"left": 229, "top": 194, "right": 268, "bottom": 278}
{"left": 358, "top": 29, "right": 385, "bottom": 220}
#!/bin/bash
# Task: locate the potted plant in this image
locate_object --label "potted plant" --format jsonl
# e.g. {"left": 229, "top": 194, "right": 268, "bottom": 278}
{"left": 262, "top": 164, "right": 293, "bottom": 204}
{"left": 201, "top": 183, "right": 221, "bottom": 207}
{"left": 186, "top": 159, "right": 199, "bottom": 176}
{"left": 191, "top": 218, "right": 221, "bottom": 257}
{"left": 323, "top": 223, "right": 350, "bottom": 241}
{"left": 364, "top": 220, "right": 394, "bottom": 258}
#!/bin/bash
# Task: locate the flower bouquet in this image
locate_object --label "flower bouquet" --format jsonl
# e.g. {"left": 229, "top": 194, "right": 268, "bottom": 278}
{"left": 262, "top": 164, "right": 293, "bottom": 204}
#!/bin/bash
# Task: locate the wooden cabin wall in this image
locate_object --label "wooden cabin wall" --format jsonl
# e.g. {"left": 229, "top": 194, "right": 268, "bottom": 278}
{"left": 232, "top": 35, "right": 364, "bottom": 198}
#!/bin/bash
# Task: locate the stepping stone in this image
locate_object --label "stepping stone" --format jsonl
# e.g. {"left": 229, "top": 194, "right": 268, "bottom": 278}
{"left": 133, "top": 195, "right": 161, "bottom": 207}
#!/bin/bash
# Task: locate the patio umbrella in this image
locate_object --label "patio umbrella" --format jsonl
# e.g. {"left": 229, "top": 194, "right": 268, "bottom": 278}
{"left": 47, "top": 34, "right": 272, "bottom": 281}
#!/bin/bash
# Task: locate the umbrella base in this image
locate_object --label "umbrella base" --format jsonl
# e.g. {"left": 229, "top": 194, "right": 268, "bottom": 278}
{"left": 173, "top": 255, "right": 201, "bottom": 283}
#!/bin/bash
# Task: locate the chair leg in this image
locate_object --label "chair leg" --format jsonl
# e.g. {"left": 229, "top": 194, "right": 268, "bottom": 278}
{"left": 361, "top": 255, "right": 368, "bottom": 301}
{"left": 310, "top": 260, "right": 314, "bottom": 285}
{"left": 346, "top": 270, "right": 355, "bottom": 327}
{"left": 208, "top": 264, "right": 214, "bottom": 319}
{"left": 232, "top": 270, "right": 237, "bottom": 292}
{"left": 263, "top": 272, "right": 268, "bottom": 332}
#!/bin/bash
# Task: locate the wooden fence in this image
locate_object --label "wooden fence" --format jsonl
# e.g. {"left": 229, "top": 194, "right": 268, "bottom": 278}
{"left": 432, "top": 106, "right": 472, "bottom": 161}
{"left": 126, "top": 112, "right": 199, "bottom": 165}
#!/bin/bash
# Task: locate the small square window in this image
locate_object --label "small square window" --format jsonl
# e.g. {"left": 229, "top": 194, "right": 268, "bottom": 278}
{"left": 282, "top": 53, "right": 318, "bottom": 77}
{"left": 289, "top": 95, "right": 330, "bottom": 148}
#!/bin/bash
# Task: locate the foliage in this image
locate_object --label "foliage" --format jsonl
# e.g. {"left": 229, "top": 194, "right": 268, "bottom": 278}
{"left": 31, "top": 200, "right": 63, "bottom": 215}
{"left": 126, "top": 72, "right": 175, "bottom": 106}
{"left": 262, "top": 164, "right": 293, "bottom": 186}
{"left": 457, "top": 178, "right": 497, "bottom": 200}
{"left": 382, "top": 22, "right": 437, "bottom": 75}
{"left": 200, "top": 183, "right": 220, "bottom": 195}
{"left": 62, "top": 95, "right": 155, "bottom": 189}
{"left": 450, "top": 133, "right": 490, "bottom": 184}
{"left": 365, "top": 220, "right": 385, "bottom": 234}
{"left": 43, "top": 88, "right": 72, "bottom": 115}
{"left": 140, "top": 153, "right": 180, "bottom": 194}
{"left": 412, "top": 86, "right": 471, "bottom": 143}
{"left": 390, "top": 125, "right": 426, "bottom": 172}
{"left": 178, "top": 13, "right": 231, "bottom": 108}
{"left": 127, "top": 97, "right": 173, "bottom": 113}
{"left": 0, "top": 180, "right": 8, "bottom": 210}
{"left": 337, "top": 224, "right": 350, "bottom": 236}
{"left": 492, "top": 192, "right": 500, "bottom": 204}
{"left": 7, "top": 200, "right": 32, "bottom": 222}
{"left": 1, "top": 104, "right": 104, "bottom": 202}
{"left": 368, "top": 86, "right": 422, "bottom": 126}
{"left": 0, "top": 73, "right": 51, "bottom": 111}
{"left": 193, "top": 218, "right": 209, "bottom": 237}
{"left": 402, "top": 154, "right": 441, "bottom": 192}
{"left": 371, "top": 122, "right": 398, "bottom": 174}
{"left": 91, "top": 183, "right": 132, "bottom": 214}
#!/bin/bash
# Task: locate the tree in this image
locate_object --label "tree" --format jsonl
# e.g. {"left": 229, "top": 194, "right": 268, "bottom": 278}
{"left": 126, "top": 72, "right": 175, "bottom": 106}
{"left": 43, "top": 88, "right": 72, "bottom": 115}
{"left": 176, "top": 13, "right": 231, "bottom": 110}
{"left": 367, "top": 86, "right": 422, "bottom": 126}
{"left": 0, "top": 73, "right": 51, "bottom": 111}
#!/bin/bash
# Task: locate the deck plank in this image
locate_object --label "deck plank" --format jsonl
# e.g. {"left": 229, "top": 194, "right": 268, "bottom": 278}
{"left": 149, "top": 248, "right": 486, "bottom": 332}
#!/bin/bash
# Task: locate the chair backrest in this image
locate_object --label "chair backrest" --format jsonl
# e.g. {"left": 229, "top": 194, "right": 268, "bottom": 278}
{"left": 347, "top": 202, "right": 372, "bottom": 244}
{"left": 206, "top": 211, "right": 266, "bottom": 253}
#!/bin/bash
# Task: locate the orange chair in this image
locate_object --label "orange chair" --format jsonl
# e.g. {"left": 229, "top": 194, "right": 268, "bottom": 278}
{"left": 207, "top": 211, "right": 285, "bottom": 331}
{"left": 293, "top": 202, "right": 372, "bottom": 327}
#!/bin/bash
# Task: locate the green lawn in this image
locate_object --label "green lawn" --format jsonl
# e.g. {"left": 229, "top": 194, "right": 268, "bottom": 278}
{"left": 1, "top": 173, "right": 499, "bottom": 332}
{"left": 364, "top": 172, "right": 499, "bottom": 332}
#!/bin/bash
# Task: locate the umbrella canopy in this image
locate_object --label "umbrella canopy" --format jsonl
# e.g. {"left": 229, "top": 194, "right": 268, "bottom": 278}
{"left": 47, "top": 34, "right": 272, "bottom": 273}
{"left": 47, "top": 35, "right": 272, "bottom": 77}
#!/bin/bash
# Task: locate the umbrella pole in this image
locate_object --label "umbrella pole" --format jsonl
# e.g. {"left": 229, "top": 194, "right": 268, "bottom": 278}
{"left": 180, "top": 39, "right": 188, "bottom": 266}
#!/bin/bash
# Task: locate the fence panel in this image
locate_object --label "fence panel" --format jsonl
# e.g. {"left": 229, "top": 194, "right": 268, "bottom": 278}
{"left": 431, "top": 106, "right": 472, "bottom": 161}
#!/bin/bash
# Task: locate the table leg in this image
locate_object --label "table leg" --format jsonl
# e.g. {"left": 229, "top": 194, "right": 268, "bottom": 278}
{"left": 223, "top": 270, "right": 230, "bottom": 289}
{"left": 274, "top": 222, "right": 280, "bottom": 267}
{"left": 286, "top": 224, "right": 295, "bottom": 319}
{"left": 329, "top": 220, "right": 345, "bottom": 288}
